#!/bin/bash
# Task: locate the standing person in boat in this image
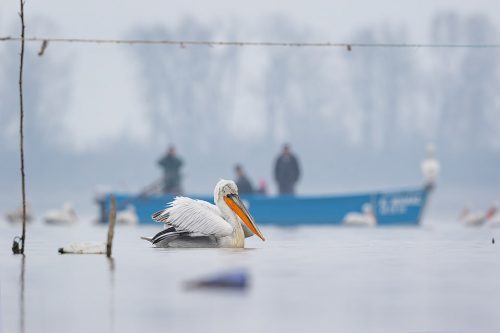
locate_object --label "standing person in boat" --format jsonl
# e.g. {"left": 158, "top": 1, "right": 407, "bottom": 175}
{"left": 274, "top": 144, "right": 301, "bottom": 195}
{"left": 234, "top": 164, "right": 254, "bottom": 195}
{"left": 158, "top": 145, "right": 183, "bottom": 195}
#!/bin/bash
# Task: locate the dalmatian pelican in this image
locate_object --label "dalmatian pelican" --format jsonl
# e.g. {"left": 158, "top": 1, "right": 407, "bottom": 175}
{"left": 142, "top": 179, "right": 265, "bottom": 248}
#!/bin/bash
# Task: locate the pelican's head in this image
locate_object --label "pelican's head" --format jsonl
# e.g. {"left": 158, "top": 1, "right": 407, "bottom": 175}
{"left": 214, "top": 179, "right": 265, "bottom": 241}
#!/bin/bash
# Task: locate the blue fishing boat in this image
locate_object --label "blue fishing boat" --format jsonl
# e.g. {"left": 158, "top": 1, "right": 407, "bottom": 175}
{"left": 97, "top": 185, "right": 431, "bottom": 226}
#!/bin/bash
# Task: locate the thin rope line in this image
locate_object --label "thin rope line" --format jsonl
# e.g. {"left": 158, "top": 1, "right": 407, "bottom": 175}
{"left": 1, "top": 36, "right": 500, "bottom": 48}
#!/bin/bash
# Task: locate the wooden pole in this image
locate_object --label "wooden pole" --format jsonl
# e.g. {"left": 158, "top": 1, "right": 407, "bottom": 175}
{"left": 15, "top": 0, "right": 27, "bottom": 255}
{"left": 106, "top": 195, "right": 117, "bottom": 257}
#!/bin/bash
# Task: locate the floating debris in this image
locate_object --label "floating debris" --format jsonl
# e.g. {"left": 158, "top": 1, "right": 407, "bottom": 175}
{"left": 58, "top": 241, "right": 106, "bottom": 254}
{"left": 12, "top": 236, "right": 22, "bottom": 254}
{"left": 58, "top": 196, "right": 116, "bottom": 256}
{"left": 186, "top": 269, "right": 249, "bottom": 290}
{"left": 493, "top": 238, "right": 495, "bottom": 244}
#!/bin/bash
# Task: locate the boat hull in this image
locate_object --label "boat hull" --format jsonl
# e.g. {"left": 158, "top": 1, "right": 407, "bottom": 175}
{"left": 98, "top": 186, "right": 429, "bottom": 226}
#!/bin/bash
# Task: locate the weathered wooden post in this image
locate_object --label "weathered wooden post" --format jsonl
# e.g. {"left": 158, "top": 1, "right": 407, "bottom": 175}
{"left": 13, "top": 0, "right": 27, "bottom": 255}
{"left": 106, "top": 195, "right": 117, "bottom": 257}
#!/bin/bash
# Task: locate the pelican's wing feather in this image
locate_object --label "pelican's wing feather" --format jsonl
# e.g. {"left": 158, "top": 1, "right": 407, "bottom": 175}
{"left": 188, "top": 199, "right": 254, "bottom": 238}
{"left": 152, "top": 197, "right": 233, "bottom": 237}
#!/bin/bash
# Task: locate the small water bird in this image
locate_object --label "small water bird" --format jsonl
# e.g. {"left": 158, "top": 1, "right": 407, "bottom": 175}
{"left": 116, "top": 204, "right": 139, "bottom": 225}
{"left": 486, "top": 205, "right": 500, "bottom": 227}
{"left": 342, "top": 203, "right": 376, "bottom": 226}
{"left": 459, "top": 206, "right": 496, "bottom": 227}
{"left": 5, "top": 203, "right": 34, "bottom": 224}
{"left": 44, "top": 202, "right": 77, "bottom": 225}
{"left": 142, "top": 179, "right": 265, "bottom": 248}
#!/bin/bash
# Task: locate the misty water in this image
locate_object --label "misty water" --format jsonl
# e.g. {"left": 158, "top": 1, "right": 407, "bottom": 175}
{"left": 1, "top": 222, "right": 499, "bottom": 333}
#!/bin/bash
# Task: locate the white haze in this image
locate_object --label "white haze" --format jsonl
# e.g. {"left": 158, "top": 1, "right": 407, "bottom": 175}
{"left": 0, "top": 1, "right": 499, "bottom": 219}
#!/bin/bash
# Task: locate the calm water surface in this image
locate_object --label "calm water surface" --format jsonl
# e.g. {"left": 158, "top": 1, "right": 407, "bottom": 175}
{"left": 1, "top": 222, "right": 499, "bottom": 333}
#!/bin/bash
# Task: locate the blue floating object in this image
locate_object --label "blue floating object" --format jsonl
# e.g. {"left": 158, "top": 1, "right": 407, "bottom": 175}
{"left": 188, "top": 270, "right": 248, "bottom": 289}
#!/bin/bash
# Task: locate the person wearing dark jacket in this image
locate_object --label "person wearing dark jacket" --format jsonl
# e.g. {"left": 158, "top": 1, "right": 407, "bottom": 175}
{"left": 158, "top": 146, "right": 183, "bottom": 194}
{"left": 274, "top": 144, "right": 300, "bottom": 195}
{"left": 234, "top": 164, "right": 254, "bottom": 195}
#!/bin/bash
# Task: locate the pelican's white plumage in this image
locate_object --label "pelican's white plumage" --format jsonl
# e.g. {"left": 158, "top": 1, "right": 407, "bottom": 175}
{"left": 143, "top": 179, "right": 265, "bottom": 248}
{"left": 44, "top": 202, "right": 77, "bottom": 225}
{"left": 160, "top": 197, "right": 234, "bottom": 237}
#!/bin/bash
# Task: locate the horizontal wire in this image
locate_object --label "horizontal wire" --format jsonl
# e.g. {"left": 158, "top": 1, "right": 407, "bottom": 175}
{"left": 1, "top": 36, "right": 500, "bottom": 48}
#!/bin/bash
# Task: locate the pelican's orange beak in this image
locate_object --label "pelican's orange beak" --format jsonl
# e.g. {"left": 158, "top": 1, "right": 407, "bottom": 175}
{"left": 224, "top": 194, "right": 265, "bottom": 241}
